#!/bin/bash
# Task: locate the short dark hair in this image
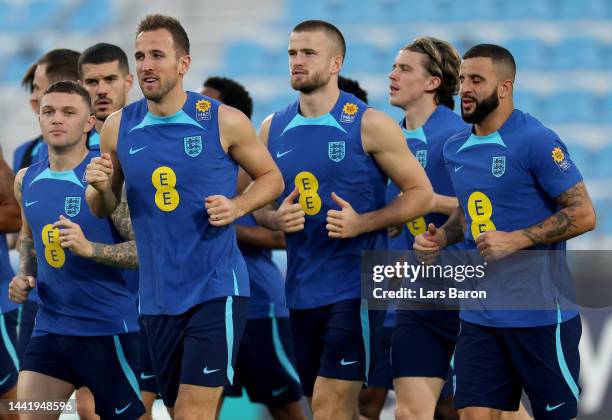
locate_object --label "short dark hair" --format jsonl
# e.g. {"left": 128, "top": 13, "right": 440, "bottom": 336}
{"left": 203, "top": 76, "right": 253, "bottom": 119}
{"left": 137, "top": 14, "right": 190, "bottom": 56}
{"left": 404, "top": 37, "right": 461, "bottom": 110}
{"left": 338, "top": 76, "right": 368, "bottom": 104}
{"left": 38, "top": 49, "right": 81, "bottom": 84}
{"left": 463, "top": 44, "right": 516, "bottom": 81}
{"left": 292, "top": 20, "right": 346, "bottom": 59}
{"left": 78, "top": 43, "right": 130, "bottom": 78}
{"left": 43, "top": 81, "right": 92, "bottom": 112}
{"left": 21, "top": 63, "right": 37, "bottom": 92}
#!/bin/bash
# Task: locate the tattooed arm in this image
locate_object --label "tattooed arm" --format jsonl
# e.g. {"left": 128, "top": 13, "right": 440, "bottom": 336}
{"left": 9, "top": 169, "right": 37, "bottom": 303}
{"left": 475, "top": 182, "right": 596, "bottom": 261}
{"left": 519, "top": 181, "right": 596, "bottom": 245}
{"left": 53, "top": 191, "right": 138, "bottom": 269}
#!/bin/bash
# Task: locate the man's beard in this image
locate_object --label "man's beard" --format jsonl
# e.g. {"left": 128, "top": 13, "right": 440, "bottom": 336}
{"left": 461, "top": 89, "right": 499, "bottom": 124}
{"left": 291, "top": 71, "right": 329, "bottom": 94}
{"left": 142, "top": 78, "right": 176, "bottom": 103}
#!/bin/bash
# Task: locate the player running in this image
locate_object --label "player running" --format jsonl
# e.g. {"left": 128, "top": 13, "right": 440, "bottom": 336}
{"left": 10, "top": 81, "right": 144, "bottom": 419}
{"left": 255, "top": 20, "right": 434, "bottom": 419}
{"left": 415, "top": 44, "right": 595, "bottom": 420}
{"left": 85, "top": 15, "right": 283, "bottom": 419}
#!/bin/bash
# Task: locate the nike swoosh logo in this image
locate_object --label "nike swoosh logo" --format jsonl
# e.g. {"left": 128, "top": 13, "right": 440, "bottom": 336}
{"left": 203, "top": 367, "right": 220, "bottom": 374}
{"left": 545, "top": 402, "right": 565, "bottom": 412}
{"left": 272, "top": 386, "right": 288, "bottom": 397}
{"left": 276, "top": 150, "right": 292, "bottom": 158}
{"left": 25, "top": 201, "right": 38, "bottom": 207}
{"left": 114, "top": 402, "right": 132, "bottom": 415}
{"left": 0, "top": 373, "right": 11, "bottom": 386}
{"left": 340, "top": 358, "right": 358, "bottom": 366}
{"left": 454, "top": 165, "right": 464, "bottom": 172}
{"left": 140, "top": 373, "right": 155, "bottom": 380}
{"left": 129, "top": 146, "right": 147, "bottom": 155}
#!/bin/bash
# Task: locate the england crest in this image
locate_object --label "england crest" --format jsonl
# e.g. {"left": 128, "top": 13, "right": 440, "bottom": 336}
{"left": 184, "top": 136, "right": 202, "bottom": 157}
{"left": 328, "top": 141, "right": 345, "bottom": 162}
{"left": 491, "top": 156, "right": 506, "bottom": 178}
{"left": 416, "top": 150, "right": 428, "bottom": 168}
{"left": 64, "top": 196, "right": 81, "bottom": 217}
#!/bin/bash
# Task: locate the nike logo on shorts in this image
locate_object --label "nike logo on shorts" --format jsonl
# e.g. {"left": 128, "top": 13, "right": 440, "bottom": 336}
{"left": 140, "top": 372, "right": 155, "bottom": 380}
{"left": 115, "top": 402, "right": 132, "bottom": 415}
{"left": 272, "top": 386, "right": 288, "bottom": 397}
{"left": 340, "top": 358, "right": 358, "bottom": 366}
{"left": 203, "top": 367, "right": 220, "bottom": 374}
{"left": 545, "top": 402, "right": 565, "bottom": 412}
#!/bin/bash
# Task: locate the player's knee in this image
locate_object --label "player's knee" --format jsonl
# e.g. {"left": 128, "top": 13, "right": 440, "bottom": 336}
{"left": 312, "top": 394, "right": 351, "bottom": 420}
{"left": 394, "top": 400, "right": 432, "bottom": 420}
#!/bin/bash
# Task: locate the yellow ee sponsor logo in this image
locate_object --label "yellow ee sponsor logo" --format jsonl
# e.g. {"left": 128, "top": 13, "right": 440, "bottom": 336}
{"left": 406, "top": 217, "right": 426, "bottom": 237}
{"left": 152, "top": 166, "right": 180, "bottom": 212}
{"left": 294, "top": 171, "right": 321, "bottom": 216}
{"left": 467, "top": 191, "right": 496, "bottom": 240}
{"left": 41, "top": 224, "right": 65, "bottom": 268}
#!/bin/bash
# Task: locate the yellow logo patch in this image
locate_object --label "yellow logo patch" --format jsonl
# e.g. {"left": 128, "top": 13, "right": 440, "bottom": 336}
{"left": 196, "top": 100, "right": 211, "bottom": 113}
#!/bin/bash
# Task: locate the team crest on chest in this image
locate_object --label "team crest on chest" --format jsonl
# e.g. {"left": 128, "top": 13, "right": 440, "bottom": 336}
{"left": 195, "top": 99, "right": 211, "bottom": 121}
{"left": 64, "top": 196, "right": 81, "bottom": 217}
{"left": 328, "top": 141, "right": 346, "bottom": 162}
{"left": 415, "top": 150, "right": 428, "bottom": 168}
{"left": 340, "top": 102, "right": 358, "bottom": 124}
{"left": 184, "top": 136, "right": 203, "bottom": 157}
{"left": 491, "top": 156, "right": 506, "bottom": 178}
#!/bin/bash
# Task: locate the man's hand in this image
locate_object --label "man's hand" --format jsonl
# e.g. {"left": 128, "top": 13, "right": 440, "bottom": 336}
{"left": 475, "top": 230, "right": 523, "bottom": 262}
{"left": 271, "top": 187, "right": 305, "bottom": 233}
{"left": 53, "top": 215, "right": 94, "bottom": 258}
{"left": 9, "top": 275, "right": 36, "bottom": 304}
{"left": 86, "top": 153, "right": 113, "bottom": 193}
{"left": 205, "top": 195, "right": 240, "bottom": 226}
{"left": 326, "top": 192, "right": 364, "bottom": 239}
{"left": 413, "top": 223, "right": 446, "bottom": 264}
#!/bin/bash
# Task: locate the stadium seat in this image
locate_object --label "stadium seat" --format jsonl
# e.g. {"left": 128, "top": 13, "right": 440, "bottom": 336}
{"left": 67, "top": 0, "right": 112, "bottom": 31}
{"left": 540, "top": 91, "right": 597, "bottom": 124}
{"left": 505, "top": 39, "right": 549, "bottom": 70}
{"left": 549, "top": 38, "right": 605, "bottom": 70}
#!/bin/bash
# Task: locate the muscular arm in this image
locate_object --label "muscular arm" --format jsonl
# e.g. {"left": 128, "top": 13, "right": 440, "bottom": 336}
{"left": 89, "top": 242, "right": 138, "bottom": 269}
{"left": 90, "top": 189, "right": 138, "bottom": 268}
{"left": 518, "top": 181, "right": 596, "bottom": 247}
{"left": 86, "top": 110, "right": 124, "bottom": 217}
{"left": 14, "top": 169, "right": 37, "bottom": 277}
{"left": 251, "top": 116, "right": 289, "bottom": 230}
{"left": 433, "top": 194, "right": 459, "bottom": 216}
{"left": 0, "top": 148, "right": 21, "bottom": 233}
{"left": 359, "top": 108, "right": 435, "bottom": 233}
{"left": 220, "top": 106, "right": 284, "bottom": 217}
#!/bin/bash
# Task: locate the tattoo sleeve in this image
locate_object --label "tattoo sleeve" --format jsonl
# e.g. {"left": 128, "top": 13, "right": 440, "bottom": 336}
{"left": 109, "top": 189, "right": 135, "bottom": 241}
{"left": 19, "top": 234, "right": 37, "bottom": 277}
{"left": 520, "top": 181, "right": 595, "bottom": 246}
{"left": 441, "top": 205, "right": 467, "bottom": 247}
{"left": 90, "top": 241, "right": 138, "bottom": 269}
